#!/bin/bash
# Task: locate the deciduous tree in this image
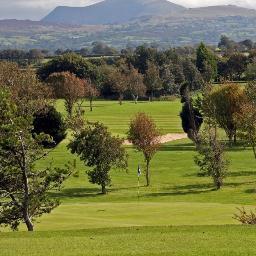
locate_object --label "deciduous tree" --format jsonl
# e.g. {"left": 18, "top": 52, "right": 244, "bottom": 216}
{"left": 68, "top": 122, "right": 128, "bottom": 194}
{"left": 128, "top": 113, "right": 160, "bottom": 186}
{"left": 127, "top": 66, "right": 146, "bottom": 103}
{"left": 38, "top": 53, "right": 100, "bottom": 83}
{"left": 86, "top": 80, "right": 99, "bottom": 111}
{"left": 202, "top": 83, "right": 246, "bottom": 143}
{"left": 109, "top": 68, "right": 128, "bottom": 105}
{"left": 0, "top": 61, "right": 50, "bottom": 116}
{"left": 47, "top": 72, "right": 86, "bottom": 117}
{"left": 235, "top": 82, "right": 256, "bottom": 158}
{"left": 195, "top": 126, "right": 229, "bottom": 190}
{"left": 144, "top": 61, "right": 162, "bottom": 101}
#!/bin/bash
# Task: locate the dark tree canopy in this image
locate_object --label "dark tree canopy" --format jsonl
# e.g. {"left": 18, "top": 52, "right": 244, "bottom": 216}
{"left": 196, "top": 42, "right": 217, "bottom": 82}
{"left": 33, "top": 106, "right": 67, "bottom": 148}
{"left": 180, "top": 101, "right": 203, "bottom": 141}
{"left": 38, "top": 53, "right": 100, "bottom": 84}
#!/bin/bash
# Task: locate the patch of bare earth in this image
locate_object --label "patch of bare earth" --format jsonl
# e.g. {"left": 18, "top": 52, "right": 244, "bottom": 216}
{"left": 124, "top": 133, "right": 187, "bottom": 146}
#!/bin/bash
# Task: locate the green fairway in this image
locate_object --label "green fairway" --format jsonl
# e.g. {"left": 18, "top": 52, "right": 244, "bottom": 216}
{"left": 4, "top": 100, "right": 256, "bottom": 255}
{"left": 56, "top": 100, "right": 183, "bottom": 136}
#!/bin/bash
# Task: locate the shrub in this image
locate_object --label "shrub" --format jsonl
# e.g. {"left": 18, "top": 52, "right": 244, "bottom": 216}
{"left": 234, "top": 207, "right": 256, "bottom": 225}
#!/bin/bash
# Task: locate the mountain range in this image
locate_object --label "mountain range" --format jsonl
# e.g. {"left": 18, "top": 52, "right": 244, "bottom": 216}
{"left": 42, "top": 0, "right": 256, "bottom": 25}
{"left": 1, "top": 0, "right": 256, "bottom": 50}
{"left": 42, "top": 0, "right": 186, "bottom": 25}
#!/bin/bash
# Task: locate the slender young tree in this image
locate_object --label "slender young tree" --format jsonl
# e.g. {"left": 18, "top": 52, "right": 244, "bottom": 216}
{"left": 87, "top": 80, "right": 99, "bottom": 111}
{"left": 127, "top": 66, "right": 146, "bottom": 104}
{"left": 144, "top": 61, "right": 162, "bottom": 101}
{"left": 128, "top": 113, "right": 160, "bottom": 186}
{"left": 195, "top": 125, "right": 229, "bottom": 190}
{"left": 109, "top": 68, "right": 128, "bottom": 105}
{"left": 0, "top": 89, "right": 70, "bottom": 231}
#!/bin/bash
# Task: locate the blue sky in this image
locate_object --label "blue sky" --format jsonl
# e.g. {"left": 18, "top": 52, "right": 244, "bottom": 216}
{"left": 0, "top": 0, "right": 255, "bottom": 20}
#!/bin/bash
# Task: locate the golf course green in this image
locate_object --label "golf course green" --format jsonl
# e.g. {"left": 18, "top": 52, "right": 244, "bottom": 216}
{"left": 3, "top": 100, "right": 256, "bottom": 255}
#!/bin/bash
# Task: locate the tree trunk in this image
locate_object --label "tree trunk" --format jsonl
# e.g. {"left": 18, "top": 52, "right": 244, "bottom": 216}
{"left": 146, "top": 159, "right": 150, "bottom": 187}
{"left": 233, "top": 130, "right": 237, "bottom": 144}
{"left": 252, "top": 144, "right": 256, "bottom": 159}
{"left": 228, "top": 133, "right": 233, "bottom": 145}
{"left": 119, "top": 94, "right": 123, "bottom": 105}
{"left": 135, "top": 95, "right": 138, "bottom": 104}
{"left": 19, "top": 133, "right": 34, "bottom": 232}
{"left": 187, "top": 97, "right": 200, "bottom": 146}
{"left": 216, "top": 180, "right": 222, "bottom": 190}
{"left": 23, "top": 210, "right": 34, "bottom": 231}
{"left": 101, "top": 184, "right": 107, "bottom": 194}
{"left": 90, "top": 98, "right": 93, "bottom": 112}
{"left": 150, "top": 91, "right": 154, "bottom": 102}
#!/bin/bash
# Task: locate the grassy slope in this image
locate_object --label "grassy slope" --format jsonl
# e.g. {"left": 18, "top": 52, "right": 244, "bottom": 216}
{"left": 4, "top": 100, "right": 256, "bottom": 254}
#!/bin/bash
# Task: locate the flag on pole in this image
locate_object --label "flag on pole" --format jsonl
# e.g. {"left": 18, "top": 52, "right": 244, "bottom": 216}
{"left": 137, "top": 164, "right": 141, "bottom": 201}
{"left": 137, "top": 165, "right": 141, "bottom": 177}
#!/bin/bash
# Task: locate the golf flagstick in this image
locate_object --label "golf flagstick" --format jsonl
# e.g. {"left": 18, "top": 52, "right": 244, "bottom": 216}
{"left": 137, "top": 164, "right": 141, "bottom": 201}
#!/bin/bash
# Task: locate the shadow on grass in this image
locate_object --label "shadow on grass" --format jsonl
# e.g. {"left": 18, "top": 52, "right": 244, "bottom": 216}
{"left": 245, "top": 188, "right": 256, "bottom": 194}
{"left": 159, "top": 143, "right": 195, "bottom": 152}
{"left": 109, "top": 186, "right": 142, "bottom": 192}
{"left": 228, "top": 171, "right": 256, "bottom": 177}
{"left": 49, "top": 187, "right": 102, "bottom": 198}
{"left": 145, "top": 183, "right": 215, "bottom": 197}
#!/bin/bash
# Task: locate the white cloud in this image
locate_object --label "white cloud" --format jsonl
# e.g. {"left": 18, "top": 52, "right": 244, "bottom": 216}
{"left": 0, "top": 0, "right": 256, "bottom": 20}
{"left": 171, "top": 0, "right": 256, "bottom": 8}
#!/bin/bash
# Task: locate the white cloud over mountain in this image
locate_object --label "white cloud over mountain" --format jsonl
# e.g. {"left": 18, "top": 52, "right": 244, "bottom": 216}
{"left": 0, "top": 0, "right": 256, "bottom": 20}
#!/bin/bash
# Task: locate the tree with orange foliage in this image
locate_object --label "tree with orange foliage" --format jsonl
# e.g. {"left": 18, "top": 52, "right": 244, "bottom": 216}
{"left": 86, "top": 80, "right": 99, "bottom": 111}
{"left": 127, "top": 66, "right": 146, "bottom": 104}
{"left": 0, "top": 61, "right": 50, "bottom": 116}
{"left": 47, "top": 72, "right": 86, "bottom": 117}
{"left": 202, "top": 83, "right": 246, "bottom": 143}
{"left": 236, "top": 82, "right": 256, "bottom": 158}
{"left": 128, "top": 113, "right": 160, "bottom": 186}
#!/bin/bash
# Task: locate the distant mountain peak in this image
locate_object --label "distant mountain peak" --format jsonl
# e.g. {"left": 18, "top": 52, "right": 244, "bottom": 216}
{"left": 42, "top": 0, "right": 186, "bottom": 25}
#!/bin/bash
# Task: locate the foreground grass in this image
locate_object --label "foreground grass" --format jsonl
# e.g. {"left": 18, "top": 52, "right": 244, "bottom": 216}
{"left": 2, "top": 226, "right": 256, "bottom": 256}
{"left": 33, "top": 202, "right": 250, "bottom": 231}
